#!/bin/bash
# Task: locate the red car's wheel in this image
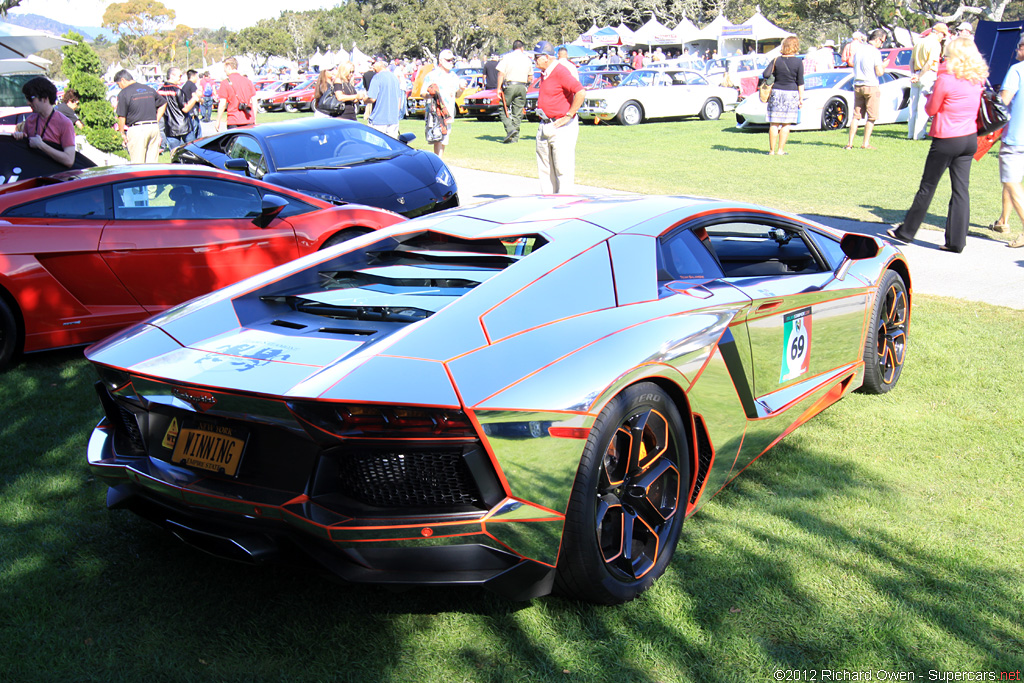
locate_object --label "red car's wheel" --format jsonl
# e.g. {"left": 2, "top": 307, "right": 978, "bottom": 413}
{"left": 556, "top": 382, "right": 688, "bottom": 604}
{"left": 861, "top": 270, "right": 909, "bottom": 393}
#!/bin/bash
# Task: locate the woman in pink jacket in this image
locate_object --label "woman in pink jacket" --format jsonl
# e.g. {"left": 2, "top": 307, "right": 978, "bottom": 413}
{"left": 888, "top": 37, "right": 988, "bottom": 252}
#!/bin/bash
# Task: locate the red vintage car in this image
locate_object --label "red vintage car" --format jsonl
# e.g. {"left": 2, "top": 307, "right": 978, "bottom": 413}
{"left": 0, "top": 164, "right": 403, "bottom": 368}
{"left": 461, "top": 72, "right": 542, "bottom": 120}
{"left": 262, "top": 78, "right": 314, "bottom": 112}
{"left": 285, "top": 84, "right": 317, "bottom": 112}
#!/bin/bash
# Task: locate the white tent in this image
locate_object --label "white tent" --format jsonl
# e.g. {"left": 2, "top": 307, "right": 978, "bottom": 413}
{"left": 0, "top": 21, "right": 74, "bottom": 61}
{"left": 673, "top": 18, "right": 700, "bottom": 44}
{"left": 632, "top": 17, "right": 680, "bottom": 47}
{"left": 615, "top": 23, "right": 637, "bottom": 46}
{"left": 696, "top": 14, "right": 734, "bottom": 41}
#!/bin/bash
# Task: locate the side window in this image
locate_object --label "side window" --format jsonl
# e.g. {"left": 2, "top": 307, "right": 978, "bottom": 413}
{"left": 3, "top": 186, "right": 111, "bottom": 219}
{"left": 895, "top": 49, "right": 912, "bottom": 67}
{"left": 806, "top": 231, "right": 847, "bottom": 270}
{"left": 657, "top": 229, "right": 723, "bottom": 282}
{"left": 272, "top": 192, "right": 317, "bottom": 219}
{"left": 112, "top": 178, "right": 262, "bottom": 220}
{"left": 704, "top": 222, "right": 826, "bottom": 278}
{"left": 227, "top": 135, "right": 267, "bottom": 179}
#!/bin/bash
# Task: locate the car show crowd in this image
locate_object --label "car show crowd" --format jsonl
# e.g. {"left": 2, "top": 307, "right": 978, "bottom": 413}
{"left": 6, "top": 15, "right": 1024, "bottom": 252}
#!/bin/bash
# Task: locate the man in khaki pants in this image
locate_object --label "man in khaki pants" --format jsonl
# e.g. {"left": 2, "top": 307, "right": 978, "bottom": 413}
{"left": 115, "top": 69, "right": 165, "bottom": 163}
{"left": 533, "top": 41, "right": 584, "bottom": 194}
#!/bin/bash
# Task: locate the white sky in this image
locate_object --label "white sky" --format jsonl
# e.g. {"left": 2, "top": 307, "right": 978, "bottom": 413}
{"left": 10, "top": 0, "right": 341, "bottom": 31}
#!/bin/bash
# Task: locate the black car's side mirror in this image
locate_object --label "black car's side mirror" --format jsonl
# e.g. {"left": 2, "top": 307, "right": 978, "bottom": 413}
{"left": 224, "top": 158, "right": 250, "bottom": 176}
{"left": 398, "top": 132, "right": 416, "bottom": 144}
{"left": 254, "top": 194, "right": 288, "bottom": 227}
{"left": 841, "top": 233, "right": 880, "bottom": 260}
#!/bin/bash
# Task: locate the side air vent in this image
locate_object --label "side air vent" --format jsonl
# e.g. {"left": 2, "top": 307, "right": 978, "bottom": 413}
{"left": 318, "top": 327, "right": 377, "bottom": 336}
{"left": 690, "top": 415, "right": 714, "bottom": 505}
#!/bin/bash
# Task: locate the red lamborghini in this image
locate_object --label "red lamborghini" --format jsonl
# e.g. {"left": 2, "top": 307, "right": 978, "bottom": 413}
{"left": 0, "top": 164, "right": 403, "bottom": 369}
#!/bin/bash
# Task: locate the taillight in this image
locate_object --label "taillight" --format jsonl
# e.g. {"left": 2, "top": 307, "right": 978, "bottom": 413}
{"left": 287, "top": 401, "right": 477, "bottom": 442}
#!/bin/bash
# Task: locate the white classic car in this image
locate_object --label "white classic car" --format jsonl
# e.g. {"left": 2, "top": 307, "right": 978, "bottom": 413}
{"left": 578, "top": 69, "right": 740, "bottom": 125}
{"left": 734, "top": 69, "right": 912, "bottom": 131}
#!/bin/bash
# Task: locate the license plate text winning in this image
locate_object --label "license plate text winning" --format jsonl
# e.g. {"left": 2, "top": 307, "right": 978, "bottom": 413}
{"left": 172, "top": 422, "right": 247, "bottom": 476}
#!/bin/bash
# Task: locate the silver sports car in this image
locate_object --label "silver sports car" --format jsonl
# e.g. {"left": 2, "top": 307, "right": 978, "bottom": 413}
{"left": 85, "top": 195, "right": 911, "bottom": 604}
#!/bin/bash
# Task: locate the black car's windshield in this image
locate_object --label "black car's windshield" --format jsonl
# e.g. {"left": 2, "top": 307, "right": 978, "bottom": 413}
{"left": 269, "top": 126, "right": 405, "bottom": 170}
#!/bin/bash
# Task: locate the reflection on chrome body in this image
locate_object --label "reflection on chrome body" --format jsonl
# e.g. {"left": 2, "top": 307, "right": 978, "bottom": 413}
{"left": 85, "top": 195, "right": 912, "bottom": 602}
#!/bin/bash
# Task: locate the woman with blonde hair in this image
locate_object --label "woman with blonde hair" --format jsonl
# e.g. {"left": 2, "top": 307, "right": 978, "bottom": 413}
{"left": 888, "top": 36, "right": 989, "bottom": 252}
{"left": 332, "top": 62, "right": 364, "bottom": 121}
{"left": 762, "top": 35, "right": 804, "bottom": 155}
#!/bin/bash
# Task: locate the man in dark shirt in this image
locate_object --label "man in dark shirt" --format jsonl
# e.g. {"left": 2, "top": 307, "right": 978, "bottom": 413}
{"left": 180, "top": 69, "right": 202, "bottom": 142}
{"left": 115, "top": 68, "right": 165, "bottom": 163}
{"left": 158, "top": 67, "right": 191, "bottom": 151}
{"left": 56, "top": 89, "right": 84, "bottom": 131}
{"left": 483, "top": 53, "right": 500, "bottom": 90}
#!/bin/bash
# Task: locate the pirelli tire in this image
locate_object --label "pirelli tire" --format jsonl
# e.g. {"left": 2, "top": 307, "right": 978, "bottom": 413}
{"left": 556, "top": 382, "right": 689, "bottom": 604}
{"left": 860, "top": 270, "right": 909, "bottom": 394}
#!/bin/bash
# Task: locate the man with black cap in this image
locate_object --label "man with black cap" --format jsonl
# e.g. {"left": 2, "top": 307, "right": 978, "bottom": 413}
{"left": 533, "top": 40, "right": 585, "bottom": 194}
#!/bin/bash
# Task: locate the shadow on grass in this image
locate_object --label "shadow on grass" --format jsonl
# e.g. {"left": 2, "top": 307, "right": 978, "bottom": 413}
{"left": 2, "top": 359, "right": 1021, "bottom": 680}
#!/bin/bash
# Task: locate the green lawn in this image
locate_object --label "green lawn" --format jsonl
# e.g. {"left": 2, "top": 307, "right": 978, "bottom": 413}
{"left": 2, "top": 112, "right": 1023, "bottom": 681}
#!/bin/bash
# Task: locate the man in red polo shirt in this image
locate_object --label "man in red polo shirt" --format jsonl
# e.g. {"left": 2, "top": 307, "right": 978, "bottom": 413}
{"left": 533, "top": 41, "right": 584, "bottom": 194}
{"left": 214, "top": 57, "right": 257, "bottom": 131}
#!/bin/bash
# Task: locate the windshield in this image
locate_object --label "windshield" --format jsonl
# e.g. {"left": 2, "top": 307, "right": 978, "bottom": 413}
{"left": 267, "top": 125, "right": 406, "bottom": 169}
{"left": 804, "top": 72, "right": 850, "bottom": 90}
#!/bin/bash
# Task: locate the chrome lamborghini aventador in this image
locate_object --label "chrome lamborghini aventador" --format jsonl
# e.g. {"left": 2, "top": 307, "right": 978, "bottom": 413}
{"left": 85, "top": 195, "right": 911, "bottom": 604}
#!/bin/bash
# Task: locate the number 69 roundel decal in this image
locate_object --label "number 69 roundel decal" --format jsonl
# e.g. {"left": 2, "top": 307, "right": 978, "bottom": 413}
{"left": 780, "top": 307, "right": 812, "bottom": 382}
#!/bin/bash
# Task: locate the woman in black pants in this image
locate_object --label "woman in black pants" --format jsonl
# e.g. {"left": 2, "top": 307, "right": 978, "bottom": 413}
{"left": 887, "top": 37, "right": 988, "bottom": 253}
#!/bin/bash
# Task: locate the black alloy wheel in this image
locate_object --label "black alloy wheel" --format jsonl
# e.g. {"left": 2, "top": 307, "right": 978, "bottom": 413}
{"left": 822, "top": 97, "right": 848, "bottom": 130}
{"left": 861, "top": 270, "right": 909, "bottom": 393}
{"left": 556, "top": 382, "right": 689, "bottom": 604}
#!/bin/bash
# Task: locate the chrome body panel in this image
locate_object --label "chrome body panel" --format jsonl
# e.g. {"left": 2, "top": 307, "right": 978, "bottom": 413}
{"left": 84, "top": 195, "right": 912, "bottom": 597}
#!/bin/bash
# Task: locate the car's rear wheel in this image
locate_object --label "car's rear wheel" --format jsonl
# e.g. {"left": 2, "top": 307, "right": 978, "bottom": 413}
{"left": 860, "top": 270, "right": 909, "bottom": 394}
{"left": 617, "top": 101, "right": 643, "bottom": 126}
{"left": 700, "top": 98, "right": 723, "bottom": 120}
{"left": 556, "top": 382, "right": 689, "bottom": 604}
{"left": 822, "top": 98, "right": 848, "bottom": 130}
{"left": 0, "top": 298, "right": 20, "bottom": 371}
{"left": 320, "top": 228, "right": 372, "bottom": 250}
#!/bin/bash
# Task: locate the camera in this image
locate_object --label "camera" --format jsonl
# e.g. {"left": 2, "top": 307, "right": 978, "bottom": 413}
{"left": 238, "top": 102, "right": 252, "bottom": 114}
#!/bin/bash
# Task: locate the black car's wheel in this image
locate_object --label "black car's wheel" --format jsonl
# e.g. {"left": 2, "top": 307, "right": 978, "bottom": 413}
{"left": 556, "top": 382, "right": 689, "bottom": 604}
{"left": 617, "top": 101, "right": 643, "bottom": 126}
{"left": 700, "top": 98, "right": 723, "bottom": 121}
{"left": 320, "top": 228, "right": 372, "bottom": 250}
{"left": 822, "top": 98, "right": 848, "bottom": 130}
{"left": 0, "top": 298, "right": 20, "bottom": 371}
{"left": 861, "top": 270, "right": 909, "bottom": 394}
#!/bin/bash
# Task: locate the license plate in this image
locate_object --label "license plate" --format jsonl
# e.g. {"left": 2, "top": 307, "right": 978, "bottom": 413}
{"left": 171, "top": 420, "right": 248, "bottom": 477}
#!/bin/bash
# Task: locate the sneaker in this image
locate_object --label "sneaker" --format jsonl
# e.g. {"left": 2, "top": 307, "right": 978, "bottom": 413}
{"left": 1009, "top": 234, "right": 1024, "bottom": 248}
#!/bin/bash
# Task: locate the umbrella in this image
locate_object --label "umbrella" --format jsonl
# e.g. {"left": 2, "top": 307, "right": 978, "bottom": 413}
{"left": 0, "top": 54, "right": 49, "bottom": 74}
{"left": 558, "top": 44, "right": 598, "bottom": 59}
{"left": 0, "top": 21, "right": 74, "bottom": 60}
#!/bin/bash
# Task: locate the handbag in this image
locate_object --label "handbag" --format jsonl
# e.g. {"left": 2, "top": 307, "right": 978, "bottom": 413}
{"left": 317, "top": 88, "right": 344, "bottom": 116}
{"left": 758, "top": 59, "right": 777, "bottom": 103}
{"left": 977, "top": 87, "right": 1009, "bottom": 135}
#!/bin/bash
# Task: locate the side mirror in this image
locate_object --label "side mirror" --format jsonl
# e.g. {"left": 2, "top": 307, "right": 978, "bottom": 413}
{"left": 399, "top": 132, "right": 416, "bottom": 144}
{"left": 255, "top": 194, "right": 288, "bottom": 227}
{"left": 840, "top": 233, "right": 880, "bottom": 260}
{"left": 224, "top": 158, "right": 249, "bottom": 176}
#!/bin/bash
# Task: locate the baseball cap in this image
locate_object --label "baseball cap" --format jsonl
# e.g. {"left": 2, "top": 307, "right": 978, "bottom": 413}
{"left": 932, "top": 22, "right": 950, "bottom": 36}
{"left": 533, "top": 41, "right": 555, "bottom": 57}
{"left": 439, "top": 49, "right": 455, "bottom": 63}
{"left": 956, "top": 21, "right": 973, "bottom": 33}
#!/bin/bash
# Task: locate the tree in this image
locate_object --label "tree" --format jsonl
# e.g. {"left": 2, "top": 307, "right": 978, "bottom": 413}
{"left": 102, "top": 0, "right": 176, "bottom": 65}
{"left": 61, "top": 32, "right": 122, "bottom": 155}
{"left": 231, "top": 20, "right": 294, "bottom": 70}
{"left": 0, "top": 0, "right": 24, "bottom": 14}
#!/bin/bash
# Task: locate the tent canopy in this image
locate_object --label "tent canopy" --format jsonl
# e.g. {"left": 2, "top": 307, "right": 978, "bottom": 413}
{"left": 632, "top": 17, "right": 680, "bottom": 46}
{"left": 696, "top": 15, "right": 735, "bottom": 41}
{"left": 673, "top": 18, "right": 700, "bottom": 43}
